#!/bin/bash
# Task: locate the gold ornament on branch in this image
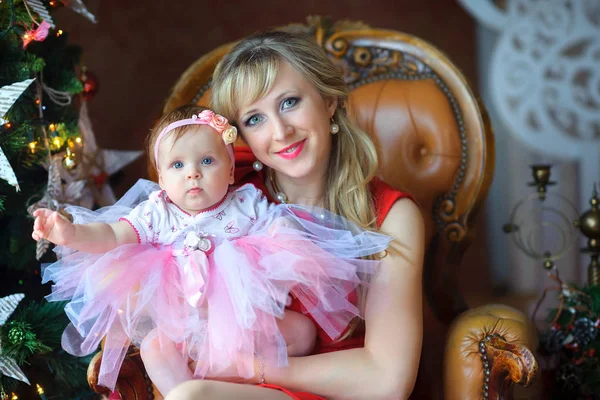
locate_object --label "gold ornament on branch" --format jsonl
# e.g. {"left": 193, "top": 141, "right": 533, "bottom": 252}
{"left": 50, "top": 135, "right": 63, "bottom": 150}
{"left": 62, "top": 148, "right": 77, "bottom": 170}
{"left": 67, "top": 136, "right": 82, "bottom": 148}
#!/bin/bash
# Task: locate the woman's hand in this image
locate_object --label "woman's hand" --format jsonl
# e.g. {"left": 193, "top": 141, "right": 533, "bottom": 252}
{"left": 32, "top": 208, "right": 74, "bottom": 245}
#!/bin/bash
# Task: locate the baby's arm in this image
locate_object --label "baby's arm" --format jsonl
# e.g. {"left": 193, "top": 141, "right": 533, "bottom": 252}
{"left": 278, "top": 310, "right": 317, "bottom": 357}
{"left": 32, "top": 208, "right": 138, "bottom": 253}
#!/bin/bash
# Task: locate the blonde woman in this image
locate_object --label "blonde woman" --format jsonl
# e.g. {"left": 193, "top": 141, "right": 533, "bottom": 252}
{"left": 166, "top": 30, "right": 424, "bottom": 400}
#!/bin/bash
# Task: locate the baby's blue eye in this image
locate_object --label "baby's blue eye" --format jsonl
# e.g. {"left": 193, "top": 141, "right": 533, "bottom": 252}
{"left": 202, "top": 157, "right": 213, "bottom": 165}
{"left": 173, "top": 161, "right": 184, "bottom": 169}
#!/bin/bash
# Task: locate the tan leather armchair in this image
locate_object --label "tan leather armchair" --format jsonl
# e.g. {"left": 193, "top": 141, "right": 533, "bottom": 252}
{"left": 88, "top": 17, "right": 539, "bottom": 400}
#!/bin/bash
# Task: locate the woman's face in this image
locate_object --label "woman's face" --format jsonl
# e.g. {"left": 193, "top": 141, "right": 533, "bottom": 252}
{"left": 236, "top": 61, "right": 337, "bottom": 181}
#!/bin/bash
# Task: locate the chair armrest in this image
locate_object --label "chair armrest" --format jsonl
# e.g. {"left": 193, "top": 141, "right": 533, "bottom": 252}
{"left": 443, "top": 304, "right": 539, "bottom": 400}
{"left": 87, "top": 346, "right": 162, "bottom": 400}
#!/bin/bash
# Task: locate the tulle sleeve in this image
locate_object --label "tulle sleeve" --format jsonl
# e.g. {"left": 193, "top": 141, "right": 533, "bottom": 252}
{"left": 249, "top": 184, "right": 272, "bottom": 218}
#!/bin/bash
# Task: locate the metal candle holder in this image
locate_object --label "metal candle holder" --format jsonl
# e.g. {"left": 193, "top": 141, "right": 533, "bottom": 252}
{"left": 504, "top": 165, "right": 599, "bottom": 286}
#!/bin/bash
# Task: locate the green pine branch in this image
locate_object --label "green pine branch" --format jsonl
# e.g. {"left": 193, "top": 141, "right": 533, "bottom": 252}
{"left": 1, "top": 301, "right": 98, "bottom": 397}
{"left": 40, "top": 350, "right": 95, "bottom": 391}
{"left": 0, "top": 0, "right": 85, "bottom": 275}
{"left": 2, "top": 301, "right": 67, "bottom": 364}
{"left": 0, "top": 1, "right": 96, "bottom": 398}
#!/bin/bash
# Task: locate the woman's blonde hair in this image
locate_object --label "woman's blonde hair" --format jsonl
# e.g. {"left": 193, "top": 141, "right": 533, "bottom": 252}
{"left": 211, "top": 31, "right": 381, "bottom": 328}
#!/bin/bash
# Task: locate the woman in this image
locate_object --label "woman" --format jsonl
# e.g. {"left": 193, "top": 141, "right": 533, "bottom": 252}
{"left": 165, "top": 30, "right": 424, "bottom": 400}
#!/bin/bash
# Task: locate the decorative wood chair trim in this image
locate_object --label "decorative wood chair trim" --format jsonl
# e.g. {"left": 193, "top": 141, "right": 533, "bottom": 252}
{"left": 480, "top": 334, "right": 539, "bottom": 400}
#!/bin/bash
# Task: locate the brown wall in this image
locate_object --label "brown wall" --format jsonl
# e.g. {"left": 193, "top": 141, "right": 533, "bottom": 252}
{"left": 54, "top": 1, "right": 490, "bottom": 296}
{"left": 54, "top": 0, "right": 477, "bottom": 192}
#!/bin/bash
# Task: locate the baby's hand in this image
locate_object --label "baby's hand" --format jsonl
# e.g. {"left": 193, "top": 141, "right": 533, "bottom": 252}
{"left": 31, "top": 208, "right": 74, "bottom": 245}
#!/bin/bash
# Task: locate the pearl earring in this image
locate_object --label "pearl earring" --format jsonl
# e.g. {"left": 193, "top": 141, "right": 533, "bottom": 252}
{"left": 253, "top": 160, "right": 263, "bottom": 171}
{"left": 330, "top": 119, "right": 339, "bottom": 134}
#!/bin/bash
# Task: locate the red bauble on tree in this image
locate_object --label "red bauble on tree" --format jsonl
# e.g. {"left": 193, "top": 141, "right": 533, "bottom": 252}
{"left": 80, "top": 66, "right": 98, "bottom": 100}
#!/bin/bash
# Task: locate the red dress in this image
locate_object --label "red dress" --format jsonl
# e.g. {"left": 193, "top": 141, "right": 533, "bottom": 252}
{"left": 234, "top": 146, "right": 414, "bottom": 399}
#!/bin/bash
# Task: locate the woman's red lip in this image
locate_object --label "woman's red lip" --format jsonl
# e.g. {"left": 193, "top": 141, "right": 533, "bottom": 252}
{"left": 276, "top": 139, "right": 305, "bottom": 160}
{"left": 277, "top": 140, "right": 305, "bottom": 154}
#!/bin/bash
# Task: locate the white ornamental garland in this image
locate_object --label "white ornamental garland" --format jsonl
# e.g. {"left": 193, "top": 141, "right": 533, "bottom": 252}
{"left": 0, "top": 294, "right": 30, "bottom": 385}
{"left": 0, "top": 79, "right": 36, "bottom": 191}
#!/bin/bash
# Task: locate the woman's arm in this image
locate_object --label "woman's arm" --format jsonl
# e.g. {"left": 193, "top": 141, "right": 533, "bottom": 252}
{"left": 32, "top": 208, "right": 139, "bottom": 253}
{"left": 261, "top": 198, "right": 425, "bottom": 400}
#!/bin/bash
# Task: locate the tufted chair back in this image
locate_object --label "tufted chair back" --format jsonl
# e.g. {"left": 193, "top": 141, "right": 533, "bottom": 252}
{"left": 160, "top": 16, "right": 495, "bottom": 399}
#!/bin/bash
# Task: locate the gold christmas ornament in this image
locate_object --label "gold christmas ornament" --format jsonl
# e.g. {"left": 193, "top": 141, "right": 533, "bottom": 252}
{"left": 50, "top": 135, "right": 64, "bottom": 150}
{"left": 67, "top": 136, "right": 83, "bottom": 148}
{"left": 62, "top": 148, "right": 77, "bottom": 170}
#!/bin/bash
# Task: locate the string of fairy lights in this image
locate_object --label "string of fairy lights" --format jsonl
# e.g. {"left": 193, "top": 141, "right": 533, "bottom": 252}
{"left": 1, "top": 383, "right": 46, "bottom": 400}
{"left": 1, "top": 0, "right": 98, "bottom": 173}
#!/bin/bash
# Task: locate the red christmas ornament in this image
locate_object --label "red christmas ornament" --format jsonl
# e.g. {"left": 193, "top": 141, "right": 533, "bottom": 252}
{"left": 80, "top": 68, "right": 99, "bottom": 100}
{"left": 91, "top": 172, "right": 108, "bottom": 188}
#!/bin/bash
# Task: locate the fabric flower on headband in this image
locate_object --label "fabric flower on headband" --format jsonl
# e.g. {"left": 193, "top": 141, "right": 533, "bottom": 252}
{"left": 191, "top": 110, "right": 237, "bottom": 145}
{"left": 222, "top": 126, "right": 237, "bottom": 145}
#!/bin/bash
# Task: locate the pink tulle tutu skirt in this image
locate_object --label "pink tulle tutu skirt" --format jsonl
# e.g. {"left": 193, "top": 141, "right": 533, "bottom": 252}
{"left": 42, "top": 180, "right": 391, "bottom": 390}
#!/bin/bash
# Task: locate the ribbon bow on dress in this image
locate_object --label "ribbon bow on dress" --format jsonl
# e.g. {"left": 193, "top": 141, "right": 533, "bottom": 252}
{"left": 182, "top": 231, "right": 212, "bottom": 307}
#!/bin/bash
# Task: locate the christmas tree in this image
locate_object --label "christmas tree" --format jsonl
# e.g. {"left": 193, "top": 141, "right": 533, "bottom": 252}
{"left": 0, "top": 1, "right": 139, "bottom": 398}
{"left": 538, "top": 278, "right": 600, "bottom": 399}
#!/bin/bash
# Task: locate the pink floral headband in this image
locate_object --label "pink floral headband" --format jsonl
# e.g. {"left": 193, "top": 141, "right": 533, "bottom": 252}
{"left": 153, "top": 109, "right": 238, "bottom": 168}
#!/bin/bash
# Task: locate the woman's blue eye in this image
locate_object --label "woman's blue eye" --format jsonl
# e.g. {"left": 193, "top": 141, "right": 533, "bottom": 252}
{"left": 202, "top": 157, "right": 213, "bottom": 165}
{"left": 173, "top": 161, "right": 183, "bottom": 169}
{"left": 246, "top": 115, "right": 262, "bottom": 126}
{"left": 282, "top": 97, "right": 298, "bottom": 110}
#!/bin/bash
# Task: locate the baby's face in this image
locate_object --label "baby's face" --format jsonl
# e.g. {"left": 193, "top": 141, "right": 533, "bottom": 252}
{"left": 157, "top": 125, "right": 233, "bottom": 215}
